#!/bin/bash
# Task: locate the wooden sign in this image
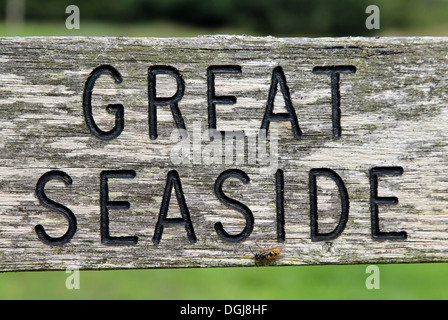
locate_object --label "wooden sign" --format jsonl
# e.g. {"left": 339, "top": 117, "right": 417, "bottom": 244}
{"left": 0, "top": 36, "right": 447, "bottom": 271}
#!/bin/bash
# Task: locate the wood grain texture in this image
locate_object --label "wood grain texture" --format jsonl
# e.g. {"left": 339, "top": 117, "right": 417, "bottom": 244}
{"left": 0, "top": 36, "right": 448, "bottom": 271}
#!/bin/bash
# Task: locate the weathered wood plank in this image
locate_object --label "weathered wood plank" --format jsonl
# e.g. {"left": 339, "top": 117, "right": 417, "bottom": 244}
{"left": 0, "top": 36, "right": 448, "bottom": 271}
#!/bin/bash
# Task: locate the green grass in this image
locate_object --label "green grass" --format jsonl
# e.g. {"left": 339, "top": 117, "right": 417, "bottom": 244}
{"left": 0, "top": 20, "right": 253, "bottom": 37}
{"left": 1, "top": 20, "right": 447, "bottom": 37}
{"left": 1, "top": 263, "right": 448, "bottom": 299}
{"left": 379, "top": 24, "right": 448, "bottom": 36}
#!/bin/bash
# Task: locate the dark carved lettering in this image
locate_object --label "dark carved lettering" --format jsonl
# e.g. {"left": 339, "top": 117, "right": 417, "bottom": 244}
{"left": 261, "top": 66, "right": 302, "bottom": 139}
{"left": 369, "top": 167, "right": 407, "bottom": 240}
{"left": 35, "top": 170, "right": 77, "bottom": 246}
{"left": 152, "top": 170, "right": 197, "bottom": 245}
{"left": 207, "top": 65, "right": 244, "bottom": 140}
{"left": 312, "top": 65, "right": 356, "bottom": 138}
{"left": 276, "top": 169, "right": 285, "bottom": 242}
{"left": 214, "top": 169, "right": 254, "bottom": 243}
{"left": 309, "top": 168, "right": 349, "bottom": 242}
{"left": 100, "top": 170, "right": 138, "bottom": 245}
{"left": 148, "top": 66, "right": 186, "bottom": 140}
{"left": 83, "top": 65, "right": 124, "bottom": 141}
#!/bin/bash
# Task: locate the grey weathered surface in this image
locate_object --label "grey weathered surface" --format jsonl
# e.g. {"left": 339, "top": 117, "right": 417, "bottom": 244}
{"left": 0, "top": 36, "right": 448, "bottom": 271}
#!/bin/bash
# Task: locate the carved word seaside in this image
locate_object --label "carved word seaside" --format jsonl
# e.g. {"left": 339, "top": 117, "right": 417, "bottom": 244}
{"left": 34, "top": 64, "right": 406, "bottom": 247}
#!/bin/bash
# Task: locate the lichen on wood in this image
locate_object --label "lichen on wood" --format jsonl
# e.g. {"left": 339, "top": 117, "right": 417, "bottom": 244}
{"left": 0, "top": 36, "right": 447, "bottom": 271}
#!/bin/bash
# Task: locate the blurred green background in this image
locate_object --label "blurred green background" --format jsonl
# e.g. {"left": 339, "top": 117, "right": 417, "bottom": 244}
{"left": 1, "top": 0, "right": 448, "bottom": 300}
{"left": 1, "top": 0, "right": 448, "bottom": 37}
